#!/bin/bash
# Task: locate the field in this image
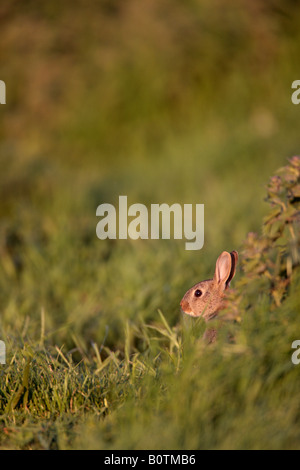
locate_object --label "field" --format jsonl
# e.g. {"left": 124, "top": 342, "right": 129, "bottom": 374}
{"left": 0, "top": 0, "right": 300, "bottom": 449}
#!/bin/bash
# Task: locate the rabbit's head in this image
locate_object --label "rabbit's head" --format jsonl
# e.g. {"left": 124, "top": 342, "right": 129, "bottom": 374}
{"left": 180, "top": 251, "right": 238, "bottom": 321}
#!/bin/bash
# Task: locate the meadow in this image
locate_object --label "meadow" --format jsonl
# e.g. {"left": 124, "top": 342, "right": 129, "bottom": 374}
{"left": 0, "top": 0, "right": 300, "bottom": 449}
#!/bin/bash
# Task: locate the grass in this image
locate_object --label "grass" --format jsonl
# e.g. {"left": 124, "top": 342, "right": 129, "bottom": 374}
{"left": 1, "top": 0, "right": 300, "bottom": 450}
{"left": 1, "top": 272, "right": 300, "bottom": 450}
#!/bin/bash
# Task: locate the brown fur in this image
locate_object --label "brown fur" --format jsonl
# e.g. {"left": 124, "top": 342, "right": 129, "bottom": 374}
{"left": 180, "top": 251, "right": 238, "bottom": 341}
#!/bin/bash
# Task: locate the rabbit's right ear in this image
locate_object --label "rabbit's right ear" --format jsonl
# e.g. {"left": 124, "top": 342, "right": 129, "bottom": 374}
{"left": 213, "top": 251, "right": 233, "bottom": 290}
{"left": 226, "top": 250, "right": 238, "bottom": 288}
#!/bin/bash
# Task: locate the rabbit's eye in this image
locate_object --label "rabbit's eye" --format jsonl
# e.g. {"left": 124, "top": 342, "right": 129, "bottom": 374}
{"left": 194, "top": 289, "right": 202, "bottom": 297}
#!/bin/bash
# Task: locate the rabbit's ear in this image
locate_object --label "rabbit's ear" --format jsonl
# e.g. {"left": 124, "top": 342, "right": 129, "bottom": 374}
{"left": 226, "top": 250, "right": 238, "bottom": 288}
{"left": 213, "top": 251, "right": 232, "bottom": 289}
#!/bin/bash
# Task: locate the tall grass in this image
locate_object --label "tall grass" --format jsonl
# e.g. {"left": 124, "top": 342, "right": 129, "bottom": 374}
{"left": 0, "top": 0, "right": 300, "bottom": 449}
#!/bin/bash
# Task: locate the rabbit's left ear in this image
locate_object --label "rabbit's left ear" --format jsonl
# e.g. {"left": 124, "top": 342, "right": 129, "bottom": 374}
{"left": 214, "top": 251, "right": 237, "bottom": 290}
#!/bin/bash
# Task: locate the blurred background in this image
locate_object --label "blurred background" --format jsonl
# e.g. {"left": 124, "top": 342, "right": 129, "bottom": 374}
{"left": 0, "top": 0, "right": 300, "bottom": 349}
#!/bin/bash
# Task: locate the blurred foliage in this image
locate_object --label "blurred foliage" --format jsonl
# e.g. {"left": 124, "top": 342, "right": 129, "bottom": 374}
{"left": 0, "top": 0, "right": 300, "bottom": 450}
{"left": 226, "top": 156, "right": 300, "bottom": 321}
{"left": 1, "top": 0, "right": 300, "bottom": 162}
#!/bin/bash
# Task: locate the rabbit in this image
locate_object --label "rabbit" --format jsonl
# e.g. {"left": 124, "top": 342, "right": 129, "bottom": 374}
{"left": 180, "top": 250, "right": 238, "bottom": 342}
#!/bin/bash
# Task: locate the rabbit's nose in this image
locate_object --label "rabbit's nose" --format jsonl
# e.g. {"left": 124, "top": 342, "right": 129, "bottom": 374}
{"left": 180, "top": 298, "right": 191, "bottom": 313}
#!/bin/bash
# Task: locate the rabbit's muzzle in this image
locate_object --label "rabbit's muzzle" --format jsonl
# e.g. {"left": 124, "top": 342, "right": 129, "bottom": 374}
{"left": 180, "top": 298, "right": 192, "bottom": 315}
